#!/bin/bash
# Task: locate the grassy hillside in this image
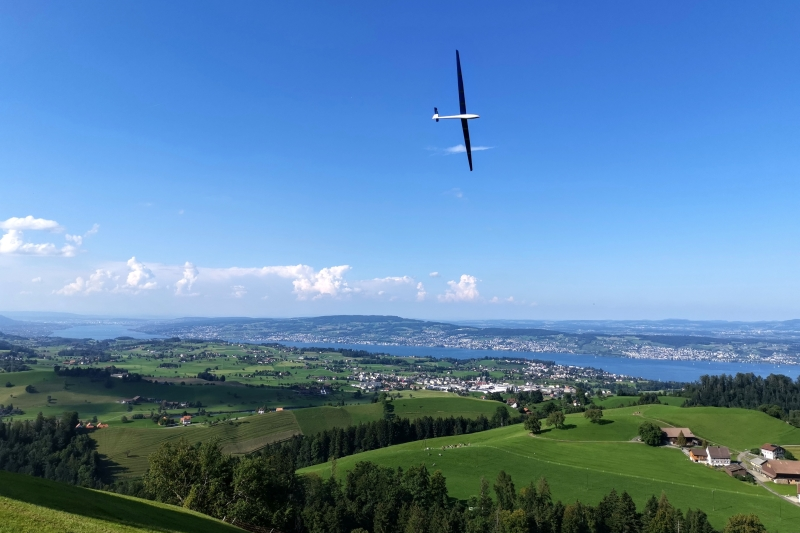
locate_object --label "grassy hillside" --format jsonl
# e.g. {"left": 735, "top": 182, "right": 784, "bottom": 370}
{"left": 294, "top": 396, "right": 514, "bottom": 434}
{"left": 95, "top": 394, "right": 502, "bottom": 477}
{"left": 299, "top": 419, "right": 800, "bottom": 531}
{"left": 93, "top": 410, "right": 301, "bottom": 477}
{"left": 2, "top": 368, "right": 359, "bottom": 423}
{"left": 636, "top": 404, "right": 800, "bottom": 450}
{"left": 0, "top": 471, "right": 240, "bottom": 533}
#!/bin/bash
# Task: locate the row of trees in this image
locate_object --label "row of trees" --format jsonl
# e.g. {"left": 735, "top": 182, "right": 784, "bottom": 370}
{"left": 261, "top": 408, "right": 521, "bottom": 470}
{"left": 138, "top": 438, "right": 764, "bottom": 533}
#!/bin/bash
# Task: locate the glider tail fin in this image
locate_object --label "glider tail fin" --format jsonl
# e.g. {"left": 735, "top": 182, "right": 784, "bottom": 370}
{"left": 433, "top": 107, "right": 439, "bottom": 122}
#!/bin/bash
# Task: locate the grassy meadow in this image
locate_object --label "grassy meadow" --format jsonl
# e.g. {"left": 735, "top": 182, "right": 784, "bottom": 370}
{"left": 92, "top": 394, "right": 508, "bottom": 477}
{"left": 92, "top": 410, "right": 302, "bottom": 477}
{"left": 0, "top": 471, "right": 239, "bottom": 533}
{"left": 300, "top": 405, "right": 800, "bottom": 531}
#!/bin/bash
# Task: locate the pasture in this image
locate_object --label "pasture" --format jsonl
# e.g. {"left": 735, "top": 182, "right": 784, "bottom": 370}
{"left": 0, "top": 470, "right": 239, "bottom": 533}
{"left": 299, "top": 420, "right": 800, "bottom": 531}
{"left": 93, "top": 410, "right": 302, "bottom": 477}
{"left": 293, "top": 396, "right": 516, "bottom": 434}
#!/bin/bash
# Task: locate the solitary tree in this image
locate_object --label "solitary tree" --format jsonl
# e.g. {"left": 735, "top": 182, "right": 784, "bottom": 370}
{"left": 676, "top": 430, "right": 687, "bottom": 447}
{"left": 584, "top": 407, "right": 603, "bottom": 424}
{"left": 546, "top": 410, "right": 566, "bottom": 429}
{"left": 524, "top": 415, "right": 542, "bottom": 434}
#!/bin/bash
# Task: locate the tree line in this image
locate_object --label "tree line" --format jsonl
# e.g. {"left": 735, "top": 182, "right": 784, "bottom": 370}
{"left": 684, "top": 373, "right": 800, "bottom": 424}
{"left": 261, "top": 408, "right": 521, "bottom": 470}
{"left": 136, "top": 438, "right": 764, "bottom": 533}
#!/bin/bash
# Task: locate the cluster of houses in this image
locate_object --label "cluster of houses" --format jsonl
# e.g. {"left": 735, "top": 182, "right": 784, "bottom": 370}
{"left": 664, "top": 427, "right": 800, "bottom": 486}
{"left": 75, "top": 421, "right": 109, "bottom": 430}
{"left": 749, "top": 444, "right": 800, "bottom": 484}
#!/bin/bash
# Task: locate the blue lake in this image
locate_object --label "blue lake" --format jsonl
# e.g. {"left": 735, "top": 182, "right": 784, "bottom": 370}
{"left": 281, "top": 341, "right": 800, "bottom": 382}
{"left": 47, "top": 325, "right": 800, "bottom": 382}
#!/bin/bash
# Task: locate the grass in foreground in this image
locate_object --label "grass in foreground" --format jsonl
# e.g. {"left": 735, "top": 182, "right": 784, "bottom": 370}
{"left": 0, "top": 470, "right": 240, "bottom": 533}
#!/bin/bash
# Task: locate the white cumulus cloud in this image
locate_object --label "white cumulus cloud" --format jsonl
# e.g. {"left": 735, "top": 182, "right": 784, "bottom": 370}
{"left": 175, "top": 262, "right": 199, "bottom": 296}
{"left": 0, "top": 229, "right": 76, "bottom": 256}
{"left": 206, "top": 264, "right": 352, "bottom": 300}
{"left": 416, "top": 282, "right": 427, "bottom": 301}
{"left": 0, "top": 216, "right": 63, "bottom": 231}
{"left": 124, "top": 257, "right": 157, "bottom": 290}
{"left": 438, "top": 274, "right": 480, "bottom": 302}
{"left": 56, "top": 269, "right": 112, "bottom": 295}
{"left": 31, "top": 277, "right": 42, "bottom": 283}
{"left": 231, "top": 285, "right": 247, "bottom": 298}
{"left": 429, "top": 272, "right": 440, "bottom": 278}
{"left": 0, "top": 217, "right": 96, "bottom": 257}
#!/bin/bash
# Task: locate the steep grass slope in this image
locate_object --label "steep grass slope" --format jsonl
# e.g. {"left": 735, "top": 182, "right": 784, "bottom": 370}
{"left": 0, "top": 471, "right": 240, "bottom": 533}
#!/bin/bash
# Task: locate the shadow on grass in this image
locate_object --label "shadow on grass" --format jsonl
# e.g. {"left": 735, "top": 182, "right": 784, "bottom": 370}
{"left": 0, "top": 470, "right": 237, "bottom": 533}
{"left": 595, "top": 419, "right": 614, "bottom": 426}
{"left": 539, "top": 424, "right": 578, "bottom": 434}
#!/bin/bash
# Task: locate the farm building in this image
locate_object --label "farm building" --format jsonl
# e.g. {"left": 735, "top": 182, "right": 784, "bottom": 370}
{"left": 750, "top": 456, "right": 767, "bottom": 473}
{"left": 725, "top": 464, "right": 747, "bottom": 478}
{"left": 706, "top": 446, "right": 731, "bottom": 466}
{"left": 661, "top": 427, "right": 698, "bottom": 446}
{"left": 762, "top": 460, "right": 800, "bottom": 484}
{"left": 181, "top": 415, "right": 192, "bottom": 426}
{"left": 761, "top": 443, "right": 785, "bottom": 460}
{"left": 689, "top": 447, "right": 708, "bottom": 463}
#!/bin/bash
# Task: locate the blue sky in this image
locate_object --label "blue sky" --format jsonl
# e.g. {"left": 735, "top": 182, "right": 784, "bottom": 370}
{"left": 1, "top": 2, "right": 799, "bottom": 320}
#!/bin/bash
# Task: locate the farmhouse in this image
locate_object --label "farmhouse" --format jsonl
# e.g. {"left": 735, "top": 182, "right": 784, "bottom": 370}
{"left": 661, "top": 427, "right": 698, "bottom": 446}
{"left": 689, "top": 447, "right": 708, "bottom": 463}
{"left": 762, "top": 460, "right": 800, "bottom": 484}
{"left": 181, "top": 415, "right": 192, "bottom": 426}
{"left": 706, "top": 446, "right": 731, "bottom": 466}
{"left": 761, "top": 443, "right": 785, "bottom": 460}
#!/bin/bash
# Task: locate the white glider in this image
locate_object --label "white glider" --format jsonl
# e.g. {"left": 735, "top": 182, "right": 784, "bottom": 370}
{"left": 433, "top": 50, "right": 480, "bottom": 171}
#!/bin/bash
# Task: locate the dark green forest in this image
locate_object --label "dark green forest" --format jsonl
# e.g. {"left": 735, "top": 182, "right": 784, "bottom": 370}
{"left": 684, "top": 373, "right": 800, "bottom": 424}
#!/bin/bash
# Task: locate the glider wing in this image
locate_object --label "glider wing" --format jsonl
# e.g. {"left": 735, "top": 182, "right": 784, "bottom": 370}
{"left": 457, "top": 50, "right": 467, "bottom": 115}
{"left": 461, "top": 118, "right": 473, "bottom": 171}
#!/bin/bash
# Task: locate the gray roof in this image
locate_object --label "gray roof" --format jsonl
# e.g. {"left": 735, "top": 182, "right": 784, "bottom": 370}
{"left": 751, "top": 457, "right": 767, "bottom": 466}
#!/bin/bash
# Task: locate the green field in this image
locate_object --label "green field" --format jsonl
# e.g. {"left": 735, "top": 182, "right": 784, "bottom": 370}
{"left": 635, "top": 404, "right": 800, "bottom": 450}
{"left": 299, "top": 405, "right": 800, "bottom": 530}
{"left": 93, "top": 410, "right": 301, "bottom": 477}
{"left": 595, "top": 395, "right": 686, "bottom": 409}
{"left": 1, "top": 367, "right": 358, "bottom": 424}
{"left": 0, "top": 471, "right": 239, "bottom": 533}
{"left": 94, "top": 394, "right": 507, "bottom": 477}
{"left": 534, "top": 403, "right": 800, "bottom": 449}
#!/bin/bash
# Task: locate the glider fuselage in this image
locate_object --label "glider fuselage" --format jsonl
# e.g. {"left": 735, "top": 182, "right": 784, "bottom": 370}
{"left": 432, "top": 113, "right": 480, "bottom": 120}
